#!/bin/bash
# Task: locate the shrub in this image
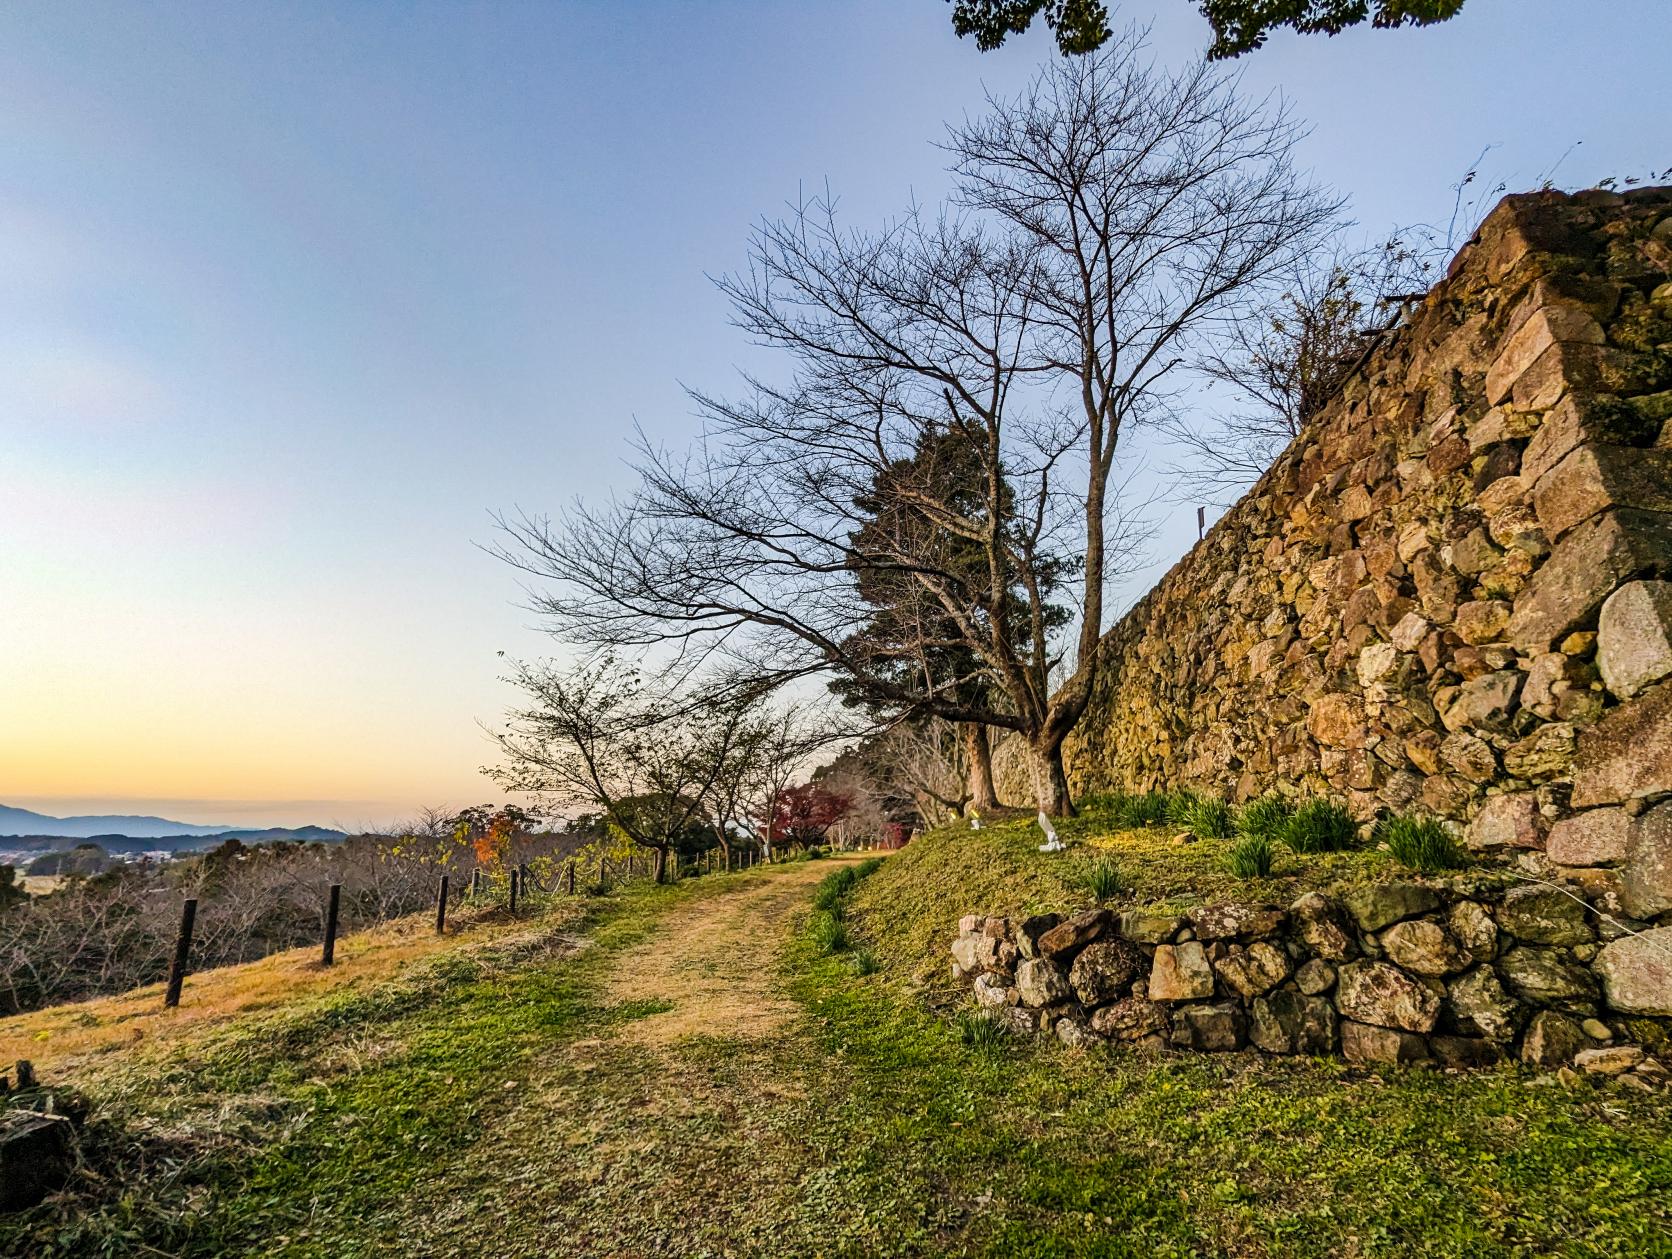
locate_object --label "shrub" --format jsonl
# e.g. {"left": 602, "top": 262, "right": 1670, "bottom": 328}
{"left": 1077, "top": 856, "right": 1126, "bottom": 902}
{"left": 812, "top": 867, "right": 858, "bottom": 911}
{"left": 1165, "top": 790, "right": 1203, "bottom": 828}
{"left": 811, "top": 910, "right": 850, "bottom": 954}
{"left": 955, "top": 1008, "right": 1007, "bottom": 1053}
{"left": 855, "top": 857, "right": 884, "bottom": 879}
{"left": 1237, "top": 795, "right": 1294, "bottom": 840}
{"left": 1225, "top": 835, "right": 1276, "bottom": 878}
{"left": 852, "top": 948, "right": 881, "bottom": 976}
{"left": 1168, "top": 791, "right": 1235, "bottom": 838}
{"left": 1088, "top": 791, "right": 1171, "bottom": 829}
{"left": 1377, "top": 815, "right": 1469, "bottom": 873}
{"left": 1282, "top": 798, "right": 1358, "bottom": 853}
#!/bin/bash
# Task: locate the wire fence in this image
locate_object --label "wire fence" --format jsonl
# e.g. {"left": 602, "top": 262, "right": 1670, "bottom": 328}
{"left": 0, "top": 832, "right": 896, "bottom": 1016}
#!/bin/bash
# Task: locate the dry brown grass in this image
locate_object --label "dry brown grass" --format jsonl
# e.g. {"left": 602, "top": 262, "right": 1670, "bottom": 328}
{"left": 0, "top": 899, "right": 583, "bottom": 1074}
{"left": 606, "top": 857, "right": 848, "bottom": 1049}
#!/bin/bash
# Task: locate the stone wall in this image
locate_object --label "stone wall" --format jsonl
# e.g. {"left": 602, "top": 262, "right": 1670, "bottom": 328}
{"left": 950, "top": 881, "right": 1670, "bottom": 1083}
{"left": 995, "top": 189, "right": 1672, "bottom": 920}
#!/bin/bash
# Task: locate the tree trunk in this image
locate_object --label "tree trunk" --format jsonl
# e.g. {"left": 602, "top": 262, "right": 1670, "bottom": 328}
{"left": 1029, "top": 736, "right": 1073, "bottom": 817}
{"left": 654, "top": 845, "right": 669, "bottom": 884}
{"left": 963, "top": 723, "right": 1001, "bottom": 812}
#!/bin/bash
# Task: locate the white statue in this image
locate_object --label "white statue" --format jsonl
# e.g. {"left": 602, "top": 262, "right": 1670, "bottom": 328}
{"left": 1037, "top": 810, "right": 1065, "bottom": 852}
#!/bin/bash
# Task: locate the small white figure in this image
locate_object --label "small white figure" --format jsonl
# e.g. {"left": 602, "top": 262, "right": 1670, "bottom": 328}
{"left": 970, "top": 810, "right": 982, "bottom": 831}
{"left": 1037, "top": 810, "right": 1065, "bottom": 852}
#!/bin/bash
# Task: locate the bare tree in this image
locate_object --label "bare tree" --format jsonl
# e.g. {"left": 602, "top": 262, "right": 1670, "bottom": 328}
{"left": 1161, "top": 235, "right": 1435, "bottom": 501}
{"left": 494, "top": 36, "right": 1336, "bottom": 814}
{"left": 739, "top": 700, "right": 833, "bottom": 860}
{"left": 487, "top": 656, "right": 753, "bottom": 881}
{"left": 875, "top": 717, "right": 976, "bottom": 824}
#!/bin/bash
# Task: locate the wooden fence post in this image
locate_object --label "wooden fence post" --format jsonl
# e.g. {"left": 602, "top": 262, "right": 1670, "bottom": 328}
{"left": 566, "top": 860, "right": 576, "bottom": 894}
{"left": 164, "top": 898, "right": 198, "bottom": 1008}
{"left": 509, "top": 867, "right": 519, "bottom": 913}
{"left": 519, "top": 862, "right": 529, "bottom": 895}
{"left": 471, "top": 868, "right": 482, "bottom": 897}
{"left": 435, "top": 874, "right": 450, "bottom": 934}
{"left": 322, "top": 883, "right": 342, "bottom": 965}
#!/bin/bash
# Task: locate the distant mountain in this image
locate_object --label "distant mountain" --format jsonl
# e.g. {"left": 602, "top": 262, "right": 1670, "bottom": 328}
{"left": 0, "top": 804, "right": 344, "bottom": 843}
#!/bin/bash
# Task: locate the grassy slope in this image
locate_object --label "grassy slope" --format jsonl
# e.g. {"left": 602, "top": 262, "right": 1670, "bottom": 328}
{"left": 4, "top": 840, "right": 1669, "bottom": 1258}
{"left": 850, "top": 801, "right": 1408, "bottom": 992}
{"left": 827, "top": 822, "right": 1672, "bottom": 1256}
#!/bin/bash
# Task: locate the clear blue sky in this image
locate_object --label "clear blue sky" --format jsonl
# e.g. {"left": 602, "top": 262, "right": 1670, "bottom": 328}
{"left": 1, "top": 0, "right": 1667, "bottom": 827}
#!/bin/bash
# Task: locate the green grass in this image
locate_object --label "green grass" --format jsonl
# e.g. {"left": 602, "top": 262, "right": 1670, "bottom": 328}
{"left": 1237, "top": 794, "right": 1295, "bottom": 840}
{"left": 954, "top": 1007, "right": 1009, "bottom": 1054}
{"left": 784, "top": 907, "right": 1672, "bottom": 1258}
{"left": 1077, "top": 855, "right": 1127, "bottom": 902}
{"left": 1283, "top": 798, "right": 1360, "bottom": 853}
{"left": 1225, "top": 834, "right": 1277, "bottom": 878}
{"left": 848, "top": 813, "right": 1398, "bottom": 990}
{"left": 1175, "top": 792, "right": 1237, "bottom": 839}
{"left": 810, "top": 909, "right": 851, "bottom": 954}
{"left": 812, "top": 865, "right": 858, "bottom": 911}
{"left": 1378, "top": 814, "right": 1471, "bottom": 873}
{"left": 1082, "top": 790, "right": 1171, "bottom": 828}
{"left": 11, "top": 850, "right": 1669, "bottom": 1258}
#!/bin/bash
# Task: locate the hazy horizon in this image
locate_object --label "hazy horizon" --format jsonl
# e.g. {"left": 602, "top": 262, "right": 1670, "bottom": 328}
{"left": 4, "top": 0, "right": 1668, "bottom": 830}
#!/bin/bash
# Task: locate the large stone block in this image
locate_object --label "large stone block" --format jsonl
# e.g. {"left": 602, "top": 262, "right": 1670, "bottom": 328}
{"left": 1341, "top": 883, "right": 1441, "bottom": 933}
{"left": 1594, "top": 926, "right": 1672, "bottom": 1016}
{"left": 1533, "top": 446, "right": 1672, "bottom": 540}
{"left": 0, "top": 1111, "right": 74, "bottom": 1211}
{"left": 1621, "top": 800, "right": 1672, "bottom": 920}
{"left": 1336, "top": 960, "right": 1441, "bottom": 1032}
{"left": 1341, "top": 1019, "right": 1430, "bottom": 1064}
{"left": 1170, "top": 1001, "right": 1245, "bottom": 1051}
{"left": 1521, "top": 397, "right": 1592, "bottom": 487}
{"left": 1380, "top": 919, "right": 1470, "bottom": 975}
{"left": 1148, "top": 942, "right": 1215, "bottom": 1001}
{"left": 1572, "top": 678, "right": 1672, "bottom": 807}
{"left": 1308, "top": 693, "right": 1368, "bottom": 749}
{"left": 1037, "top": 908, "right": 1112, "bottom": 959}
{"left": 973, "top": 972, "right": 1014, "bottom": 1009}
{"left": 1508, "top": 509, "right": 1672, "bottom": 653}
{"left": 1089, "top": 996, "right": 1170, "bottom": 1041}
{"left": 1466, "top": 791, "right": 1547, "bottom": 852}
{"left": 1547, "top": 808, "right": 1633, "bottom": 866}
{"left": 1213, "top": 941, "right": 1291, "bottom": 999}
{"left": 1520, "top": 1010, "right": 1587, "bottom": 1066}
{"left": 1250, "top": 990, "right": 1337, "bottom": 1055}
{"left": 1015, "top": 957, "right": 1073, "bottom": 1008}
{"left": 1118, "top": 910, "right": 1183, "bottom": 944}
{"left": 1497, "top": 885, "right": 1592, "bottom": 946}
{"left": 1499, "top": 946, "right": 1598, "bottom": 1007}
{"left": 1187, "top": 902, "right": 1285, "bottom": 941}
{"left": 1448, "top": 965, "right": 1520, "bottom": 1041}
{"left": 1486, "top": 303, "right": 1605, "bottom": 406}
{"left": 1598, "top": 580, "right": 1672, "bottom": 699}
{"left": 1068, "top": 939, "right": 1145, "bottom": 1007}
{"left": 1015, "top": 912, "right": 1062, "bottom": 960}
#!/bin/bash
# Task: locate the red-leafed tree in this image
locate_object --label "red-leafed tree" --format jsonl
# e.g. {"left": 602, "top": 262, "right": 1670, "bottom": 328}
{"left": 768, "top": 784, "right": 852, "bottom": 851}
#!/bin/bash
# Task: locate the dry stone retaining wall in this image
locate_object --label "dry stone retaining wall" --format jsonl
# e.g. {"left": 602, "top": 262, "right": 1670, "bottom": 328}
{"left": 950, "top": 881, "right": 1671, "bottom": 1083}
{"left": 995, "top": 189, "right": 1672, "bottom": 927}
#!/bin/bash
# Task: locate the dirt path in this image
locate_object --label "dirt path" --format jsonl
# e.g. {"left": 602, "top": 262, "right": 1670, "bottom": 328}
{"left": 603, "top": 857, "right": 845, "bottom": 1049}
{"left": 393, "top": 858, "right": 853, "bottom": 1257}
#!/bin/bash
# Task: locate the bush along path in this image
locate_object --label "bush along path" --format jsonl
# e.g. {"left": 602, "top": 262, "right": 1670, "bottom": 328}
{"left": 6, "top": 845, "right": 1672, "bottom": 1257}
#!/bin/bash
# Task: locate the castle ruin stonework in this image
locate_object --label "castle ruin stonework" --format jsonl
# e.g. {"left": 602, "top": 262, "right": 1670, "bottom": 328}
{"left": 998, "top": 189, "right": 1672, "bottom": 918}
